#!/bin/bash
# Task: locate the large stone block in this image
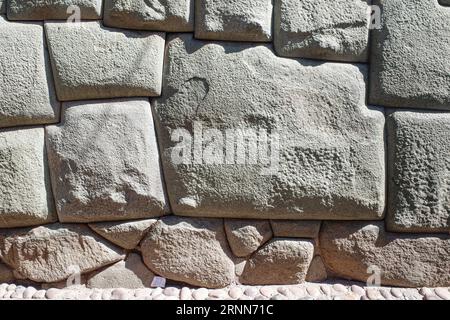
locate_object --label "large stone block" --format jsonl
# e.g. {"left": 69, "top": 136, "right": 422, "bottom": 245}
{"left": 0, "top": 127, "right": 57, "bottom": 228}
{"left": 45, "top": 21, "right": 165, "bottom": 101}
{"left": 46, "top": 99, "right": 168, "bottom": 223}
{"left": 224, "top": 219, "right": 272, "bottom": 257}
{"left": 369, "top": 0, "right": 450, "bottom": 110}
{"left": 0, "top": 17, "right": 59, "bottom": 128}
{"left": 195, "top": 0, "right": 272, "bottom": 42}
{"left": 141, "top": 216, "right": 235, "bottom": 288}
{"left": 0, "top": 224, "right": 125, "bottom": 283}
{"left": 153, "top": 34, "right": 386, "bottom": 220}
{"left": 104, "top": 0, "right": 194, "bottom": 32}
{"left": 320, "top": 221, "right": 450, "bottom": 287}
{"left": 274, "top": 0, "right": 370, "bottom": 62}
{"left": 7, "top": 0, "right": 102, "bottom": 20}
{"left": 387, "top": 111, "right": 450, "bottom": 233}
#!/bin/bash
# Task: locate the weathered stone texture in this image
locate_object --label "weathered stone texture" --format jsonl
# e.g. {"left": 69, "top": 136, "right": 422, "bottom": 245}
{"left": 369, "top": 0, "right": 450, "bottom": 110}
{"left": 89, "top": 219, "right": 158, "bottom": 250}
{"left": 274, "top": 0, "right": 370, "bottom": 62}
{"left": 153, "top": 34, "right": 385, "bottom": 220}
{"left": 7, "top": 0, "right": 102, "bottom": 20}
{"left": 195, "top": 0, "right": 272, "bottom": 42}
{"left": 87, "top": 253, "right": 155, "bottom": 289}
{"left": 224, "top": 220, "right": 272, "bottom": 257}
{"left": 104, "top": 0, "right": 194, "bottom": 32}
{"left": 0, "top": 1, "right": 5, "bottom": 14}
{"left": 306, "top": 256, "right": 328, "bottom": 282}
{"left": 0, "top": 127, "right": 57, "bottom": 228}
{"left": 0, "top": 17, "right": 59, "bottom": 128}
{"left": 0, "top": 224, "right": 125, "bottom": 283}
{"left": 46, "top": 99, "right": 168, "bottom": 223}
{"left": 45, "top": 21, "right": 165, "bottom": 101}
{"left": 270, "top": 220, "right": 321, "bottom": 238}
{"left": 141, "top": 216, "right": 235, "bottom": 288}
{"left": 240, "top": 239, "right": 314, "bottom": 285}
{"left": 0, "top": 262, "right": 14, "bottom": 283}
{"left": 320, "top": 221, "right": 450, "bottom": 287}
{"left": 387, "top": 111, "right": 450, "bottom": 233}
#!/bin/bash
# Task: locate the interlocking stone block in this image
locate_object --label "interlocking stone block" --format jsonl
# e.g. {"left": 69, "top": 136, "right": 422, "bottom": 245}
{"left": 387, "top": 111, "right": 450, "bottom": 233}
{"left": 7, "top": 0, "right": 102, "bottom": 20}
{"left": 195, "top": 0, "right": 273, "bottom": 42}
{"left": 104, "top": 0, "right": 194, "bottom": 32}
{"left": 46, "top": 99, "right": 168, "bottom": 223}
{"left": 153, "top": 34, "right": 386, "bottom": 220}
{"left": 274, "top": 0, "right": 370, "bottom": 62}
{"left": 45, "top": 21, "right": 165, "bottom": 101}
{"left": 0, "top": 17, "right": 59, "bottom": 128}
{"left": 0, "top": 127, "right": 57, "bottom": 228}
{"left": 369, "top": 0, "right": 450, "bottom": 110}
{"left": 321, "top": 221, "right": 450, "bottom": 287}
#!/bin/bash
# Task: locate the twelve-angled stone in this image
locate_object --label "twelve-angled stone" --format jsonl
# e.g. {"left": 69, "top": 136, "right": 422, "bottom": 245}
{"left": 46, "top": 99, "right": 169, "bottom": 223}
{"left": 387, "top": 110, "right": 450, "bottom": 233}
{"left": 7, "top": 0, "right": 103, "bottom": 20}
{"left": 153, "top": 34, "right": 386, "bottom": 220}
{"left": 45, "top": 21, "right": 165, "bottom": 101}
{"left": 369, "top": 0, "right": 450, "bottom": 110}
{"left": 0, "top": 127, "right": 57, "bottom": 228}
{"left": 0, "top": 17, "right": 59, "bottom": 128}
{"left": 104, "top": 0, "right": 194, "bottom": 32}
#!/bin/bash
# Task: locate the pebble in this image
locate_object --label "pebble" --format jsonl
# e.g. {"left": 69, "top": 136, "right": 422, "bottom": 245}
{"left": 351, "top": 285, "right": 365, "bottom": 296}
{"left": 435, "top": 288, "right": 450, "bottom": 300}
{"left": 11, "top": 288, "right": 25, "bottom": 299}
{"left": 0, "top": 283, "right": 7, "bottom": 290}
{"left": 151, "top": 287, "right": 163, "bottom": 297}
{"left": 380, "top": 289, "right": 392, "bottom": 300}
{"left": 7, "top": 284, "right": 16, "bottom": 291}
{"left": 277, "top": 287, "right": 291, "bottom": 297}
{"left": 180, "top": 287, "right": 192, "bottom": 300}
{"left": 366, "top": 288, "right": 383, "bottom": 300}
{"left": 0, "top": 288, "right": 6, "bottom": 298}
{"left": 111, "top": 288, "right": 130, "bottom": 300}
{"left": 102, "top": 289, "right": 112, "bottom": 300}
{"left": 306, "top": 286, "right": 320, "bottom": 297}
{"left": 46, "top": 288, "right": 61, "bottom": 300}
{"left": 228, "top": 287, "right": 243, "bottom": 300}
{"left": 192, "top": 288, "right": 209, "bottom": 300}
{"left": 23, "top": 287, "right": 37, "bottom": 299}
{"left": 33, "top": 290, "right": 47, "bottom": 299}
{"left": 424, "top": 294, "right": 442, "bottom": 301}
{"left": 209, "top": 289, "right": 227, "bottom": 299}
{"left": 289, "top": 286, "right": 306, "bottom": 297}
{"left": 390, "top": 287, "right": 403, "bottom": 299}
{"left": 135, "top": 288, "right": 152, "bottom": 299}
{"left": 259, "top": 286, "right": 276, "bottom": 298}
{"left": 332, "top": 284, "right": 347, "bottom": 293}
{"left": 271, "top": 294, "right": 287, "bottom": 300}
{"left": 254, "top": 294, "right": 268, "bottom": 300}
{"left": 153, "top": 294, "right": 166, "bottom": 300}
{"left": 320, "top": 285, "right": 332, "bottom": 296}
{"left": 163, "top": 287, "right": 180, "bottom": 297}
{"left": 238, "top": 295, "right": 252, "bottom": 300}
{"left": 244, "top": 287, "right": 259, "bottom": 298}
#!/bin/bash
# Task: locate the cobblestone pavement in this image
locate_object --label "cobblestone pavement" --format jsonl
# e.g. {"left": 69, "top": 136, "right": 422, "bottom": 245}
{"left": 1, "top": 281, "right": 449, "bottom": 300}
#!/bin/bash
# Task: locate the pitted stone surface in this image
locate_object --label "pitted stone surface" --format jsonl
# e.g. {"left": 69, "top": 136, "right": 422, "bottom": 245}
{"left": 0, "top": 17, "right": 59, "bottom": 128}
{"left": 0, "top": 224, "right": 125, "bottom": 283}
{"left": 224, "top": 220, "right": 272, "bottom": 257}
{"left": 195, "top": 0, "right": 272, "bottom": 42}
{"left": 0, "top": 127, "right": 57, "bottom": 228}
{"left": 320, "top": 221, "right": 450, "bottom": 287}
{"left": 87, "top": 253, "right": 155, "bottom": 289}
{"left": 153, "top": 34, "right": 385, "bottom": 220}
{"left": 240, "top": 239, "right": 314, "bottom": 285}
{"left": 45, "top": 21, "right": 165, "bottom": 101}
{"left": 141, "top": 216, "right": 235, "bottom": 288}
{"left": 270, "top": 220, "right": 321, "bottom": 238}
{"left": 89, "top": 219, "right": 158, "bottom": 250}
{"left": 46, "top": 99, "right": 168, "bottom": 223}
{"left": 274, "top": 0, "right": 370, "bottom": 62}
{"left": 387, "top": 111, "right": 450, "bottom": 233}
{"left": 369, "top": 0, "right": 450, "bottom": 110}
{"left": 7, "top": 0, "right": 102, "bottom": 20}
{"left": 104, "top": 0, "right": 194, "bottom": 32}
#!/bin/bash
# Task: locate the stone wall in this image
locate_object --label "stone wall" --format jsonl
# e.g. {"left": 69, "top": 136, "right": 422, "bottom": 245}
{"left": 0, "top": 0, "right": 449, "bottom": 289}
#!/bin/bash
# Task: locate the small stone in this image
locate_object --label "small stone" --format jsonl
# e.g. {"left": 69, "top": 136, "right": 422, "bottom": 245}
{"left": 11, "top": 287, "right": 25, "bottom": 299}
{"left": 102, "top": 289, "right": 112, "bottom": 300}
{"left": 209, "top": 289, "right": 227, "bottom": 299}
{"left": 244, "top": 287, "right": 259, "bottom": 298}
{"left": 33, "top": 290, "right": 47, "bottom": 299}
{"left": 163, "top": 287, "right": 180, "bottom": 297}
{"left": 135, "top": 288, "right": 152, "bottom": 299}
{"left": 7, "top": 284, "right": 16, "bottom": 291}
{"left": 228, "top": 287, "right": 243, "bottom": 300}
{"left": 289, "top": 286, "right": 306, "bottom": 298}
{"left": 46, "top": 288, "right": 61, "bottom": 300}
{"left": 90, "top": 290, "right": 102, "bottom": 300}
{"left": 419, "top": 287, "right": 433, "bottom": 296}
{"left": 255, "top": 295, "right": 268, "bottom": 300}
{"left": 435, "top": 288, "right": 450, "bottom": 300}
{"left": 306, "top": 286, "right": 320, "bottom": 297}
{"left": 271, "top": 294, "right": 287, "bottom": 300}
{"left": 424, "top": 294, "right": 442, "bottom": 301}
{"left": 259, "top": 286, "right": 276, "bottom": 298}
{"left": 333, "top": 284, "right": 347, "bottom": 293}
{"left": 0, "top": 288, "right": 6, "bottom": 299}
{"left": 277, "top": 287, "right": 290, "bottom": 297}
{"left": 390, "top": 288, "right": 403, "bottom": 299}
{"left": 180, "top": 287, "right": 192, "bottom": 300}
{"left": 111, "top": 288, "right": 130, "bottom": 300}
{"left": 238, "top": 295, "right": 252, "bottom": 300}
{"left": 380, "top": 289, "right": 392, "bottom": 300}
{"left": 192, "top": 288, "right": 209, "bottom": 300}
{"left": 351, "top": 285, "right": 365, "bottom": 296}
{"left": 151, "top": 287, "right": 163, "bottom": 297}
{"left": 153, "top": 294, "right": 166, "bottom": 300}
{"left": 320, "top": 285, "right": 331, "bottom": 296}
{"left": 366, "top": 288, "right": 382, "bottom": 300}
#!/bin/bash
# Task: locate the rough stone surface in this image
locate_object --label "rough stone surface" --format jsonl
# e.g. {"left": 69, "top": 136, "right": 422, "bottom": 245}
{"left": 274, "top": 0, "right": 370, "bottom": 62}
{"left": 195, "top": 0, "right": 272, "bottom": 42}
{"left": 89, "top": 219, "right": 158, "bottom": 250}
{"left": 0, "top": 1, "right": 4, "bottom": 14}
{"left": 87, "top": 253, "right": 155, "bottom": 289}
{"left": 153, "top": 34, "right": 385, "bottom": 220}
{"left": 0, "top": 127, "right": 57, "bottom": 228}
{"left": 104, "top": 0, "right": 193, "bottom": 32}
{"left": 369, "top": 0, "right": 450, "bottom": 110}
{"left": 270, "top": 220, "right": 321, "bottom": 238}
{"left": 387, "top": 111, "right": 450, "bottom": 233}
{"left": 320, "top": 221, "right": 450, "bottom": 287}
{"left": 45, "top": 21, "right": 165, "bottom": 101}
{"left": 306, "top": 256, "right": 328, "bottom": 282}
{"left": 7, "top": 0, "right": 102, "bottom": 20}
{"left": 0, "top": 263, "right": 14, "bottom": 283}
{"left": 0, "top": 17, "right": 59, "bottom": 128}
{"left": 240, "top": 239, "right": 314, "bottom": 285}
{"left": 46, "top": 99, "right": 168, "bottom": 223}
{"left": 224, "top": 220, "right": 272, "bottom": 257}
{"left": 0, "top": 224, "right": 125, "bottom": 283}
{"left": 141, "top": 216, "right": 235, "bottom": 288}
